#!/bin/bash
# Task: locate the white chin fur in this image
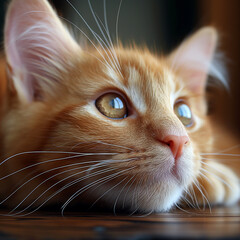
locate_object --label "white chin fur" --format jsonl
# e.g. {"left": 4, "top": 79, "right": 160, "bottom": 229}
{"left": 85, "top": 150, "right": 195, "bottom": 213}
{"left": 91, "top": 179, "right": 185, "bottom": 213}
{"left": 131, "top": 185, "right": 184, "bottom": 213}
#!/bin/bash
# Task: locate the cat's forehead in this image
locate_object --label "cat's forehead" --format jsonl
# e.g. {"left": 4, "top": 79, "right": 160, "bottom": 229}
{"left": 103, "top": 50, "right": 181, "bottom": 113}
{"left": 70, "top": 48, "right": 184, "bottom": 115}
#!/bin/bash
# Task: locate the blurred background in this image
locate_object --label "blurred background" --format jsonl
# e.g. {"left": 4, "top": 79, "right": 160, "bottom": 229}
{"left": 0, "top": 0, "right": 239, "bottom": 136}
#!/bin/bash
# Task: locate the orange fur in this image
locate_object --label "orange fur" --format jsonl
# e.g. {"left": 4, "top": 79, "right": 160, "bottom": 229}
{"left": 0, "top": 0, "right": 239, "bottom": 215}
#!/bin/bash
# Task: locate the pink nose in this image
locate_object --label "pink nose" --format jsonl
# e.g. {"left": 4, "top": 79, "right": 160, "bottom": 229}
{"left": 162, "top": 135, "right": 189, "bottom": 160}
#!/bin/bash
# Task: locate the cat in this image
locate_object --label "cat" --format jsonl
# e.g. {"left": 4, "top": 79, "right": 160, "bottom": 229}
{"left": 0, "top": 0, "right": 239, "bottom": 216}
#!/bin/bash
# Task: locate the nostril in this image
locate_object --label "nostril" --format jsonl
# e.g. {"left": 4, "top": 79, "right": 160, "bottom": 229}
{"left": 161, "top": 135, "right": 189, "bottom": 160}
{"left": 166, "top": 140, "right": 174, "bottom": 149}
{"left": 183, "top": 137, "right": 189, "bottom": 145}
{"left": 166, "top": 141, "right": 172, "bottom": 147}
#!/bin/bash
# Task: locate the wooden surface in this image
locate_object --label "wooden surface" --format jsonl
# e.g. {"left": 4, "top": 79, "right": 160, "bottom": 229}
{"left": 0, "top": 204, "right": 239, "bottom": 240}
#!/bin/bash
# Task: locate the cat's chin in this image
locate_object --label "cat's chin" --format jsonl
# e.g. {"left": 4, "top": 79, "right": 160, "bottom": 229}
{"left": 87, "top": 161, "right": 194, "bottom": 213}
{"left": 138, "top": 186, "right": 184, "bottom": 213}
{"left": 108, "top": 178, "right": 185, "bottom": 213}
{"left": 82, "top": 150, "right": 196, "bottom": 213}
{"left": 127, "top": 154, "right": 195, "bottom": 212}
{"left": 133, "top": 174, "right": 192, "bottom": 213}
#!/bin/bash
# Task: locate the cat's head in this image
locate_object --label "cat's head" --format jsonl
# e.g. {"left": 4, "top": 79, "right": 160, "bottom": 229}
{"left": 1, "top": 0, "right": 226, "bottom": 213}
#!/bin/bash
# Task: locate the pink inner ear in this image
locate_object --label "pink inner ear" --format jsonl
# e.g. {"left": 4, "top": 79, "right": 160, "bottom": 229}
{"left": 177, "top": 68, "right": 208, "bottom": 93}
{"left": 5, "top": 0, "right": 79, "bottom": 101}
{"left": 169, "top": 27, "right": 218, "bottom": 94}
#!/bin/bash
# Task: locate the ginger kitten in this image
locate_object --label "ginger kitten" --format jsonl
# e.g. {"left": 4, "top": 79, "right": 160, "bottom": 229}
{"left": 0, "top": 0, "right": 239, "bottom": 215}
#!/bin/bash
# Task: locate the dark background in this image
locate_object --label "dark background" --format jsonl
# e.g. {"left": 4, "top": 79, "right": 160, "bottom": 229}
{"left": 0, "top": 0, "right": 239, "bottom": 135}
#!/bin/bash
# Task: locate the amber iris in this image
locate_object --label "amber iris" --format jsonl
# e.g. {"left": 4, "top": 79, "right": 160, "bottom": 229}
{"left": 174, "top": 101, "right": 193, "bottom": 127}
{"left": 96, "top": 93, "right": 128, "bottom": 119}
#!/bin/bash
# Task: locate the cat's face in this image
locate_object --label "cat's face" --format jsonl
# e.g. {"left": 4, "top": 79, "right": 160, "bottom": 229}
{"left": 35, "top": 48, "right": 209, "bottom": 212}
{"left": 1, "top": 0, "right": 221, "bottom": 213}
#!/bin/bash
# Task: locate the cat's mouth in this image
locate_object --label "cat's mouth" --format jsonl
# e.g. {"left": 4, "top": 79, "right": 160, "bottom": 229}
{"left": 147, "top": 148, "right": 194, "bottom": 186}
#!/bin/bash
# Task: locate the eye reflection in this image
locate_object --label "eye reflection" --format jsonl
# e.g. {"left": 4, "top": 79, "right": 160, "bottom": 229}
{"left": 174, "top": 101, "right": 193, "bottom": 127}
{"left": 177, "top": 104, "right": 192, "bottom": 119}
{"left": 110, "top": 97, "right": 124, "bottom": 109}
{"left": 95, "top": 93, "right": 128, "bottom": 119}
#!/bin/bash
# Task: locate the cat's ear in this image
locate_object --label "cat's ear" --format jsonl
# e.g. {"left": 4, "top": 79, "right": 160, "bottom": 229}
{"left": 168, "top": 27, "right": 218, "bottom": 94}
{"left": 4, "top": 0, "right": 80, "bottom": 102}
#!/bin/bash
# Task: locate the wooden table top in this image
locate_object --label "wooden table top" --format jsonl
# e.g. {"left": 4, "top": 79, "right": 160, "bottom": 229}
{"left": 0, "top": 204, "right": 239, "bottom": 240}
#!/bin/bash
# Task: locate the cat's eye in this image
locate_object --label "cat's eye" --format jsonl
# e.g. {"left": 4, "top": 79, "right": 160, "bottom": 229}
{"left": 95, "top": 93, "right": 128, "bottom": 119}
{"left": 174, "top": 101, "right": 193, "bottom": 127}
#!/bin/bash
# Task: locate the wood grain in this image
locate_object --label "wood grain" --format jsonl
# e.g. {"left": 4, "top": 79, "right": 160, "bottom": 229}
{"left": 0, "top": 204, "right": 239, "bottom": 240}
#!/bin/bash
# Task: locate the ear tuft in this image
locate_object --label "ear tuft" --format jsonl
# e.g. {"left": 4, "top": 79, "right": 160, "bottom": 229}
{"left": 4, "top": 0, "right": 80, "bottom": 102}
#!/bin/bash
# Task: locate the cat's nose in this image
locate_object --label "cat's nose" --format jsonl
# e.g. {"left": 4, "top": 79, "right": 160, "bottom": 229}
{"left": 162, "top": 135, "right": 189, "bottom": 160}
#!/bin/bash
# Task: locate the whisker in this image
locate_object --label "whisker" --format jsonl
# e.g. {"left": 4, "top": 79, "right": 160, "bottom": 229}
{"left": 65, "top": 0, "right": 116, "bottom": 72}
{"left": 61, "top": 16, "right": 113, "bottom": 69}
{"left": 200, "top": 165, "right": 233, "bottom": 190}
{"left": 1, "top": 159, "right": 117, "bottom": 208}
{"left": 72, "top": 140, "right": 134, "bottom": 151}
{"left": 88, "top": 0, "right": 111, "bottom": 49}
{"left": 90, "top": 13, "right": 120, "bottom": 73}
{"left": 201, "top": 157, "right": 240, "bottom": 162}
{"left": 122, "top": 177, "right": 137, "bottom": 209}
{"left": 200, "top": 160, "right": 235, "bottom": 179}
{"left": 129, "top": 206, "right": 140, "bottom": 216}
{"left": 8, "top": 165, "right": 106, "bottom": 214}
{"left": 0, "top": 161, "right": 88, "bottom": 206}
{"left": 0, "top": 150, "right": 100, "bottom": 166}
{"left": 200, "top": 153, "right": 240, "bottom": 157}
{"left": 198, "top": 171, "right": 214, "bottom": 188}
{"left": 11, "top": 156, "right": 136, "bottom": 216}
{"left": 103, "top": 0, "right": 122, "bottom": 71}
{"left": 211, "top": 144, "right": 240, "bottom": 154}
{"left": 8, "top": 165, "right": 119, "bottom": 216}
{"left": 115, "top": 0, "right": 122, "bottom": 46}
{"left": 113, "top": 175, "right": 135, "bottom": 215}
{"left": 129, "top": 178, "right": 144, "bottom": 216}
{"left": 94, "top": 15, "right": 122, "bottom": 76}
{"left": 61, "top": 167, "right": 133, "bottom": 215}
{"left": 95, "top": 140, "right": 134, "bottom": 151}
{"left": 175, "top": 203, "right": 194, "bottom": 214}
{"left": 192, "top": 179, "right": 211, "bottom": 212}
{"left": 182, "top": 196, "right": 196, "bottom": 209}
{"left": 90, "top": 176, "right": 128, "bottom": 209}
{"left": 12, "top": 10, "right": 112, "bottom": 71}
{"left": 194, "top": 179, "right": 207, "bottom": 209}
{"left": 182, "top": 189, "right": 196, "bottom": 209}
{"left": 0, "top": 152, "right": 118, "bottom": 180}
{"left": 135, "top": 209, "right": 154, "bottom": 218}
{"left": 88, "top": 0, "right": 122, "bottom": 77}
{"left": 188, "top": 183, "right": 200, "bottom": 209}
